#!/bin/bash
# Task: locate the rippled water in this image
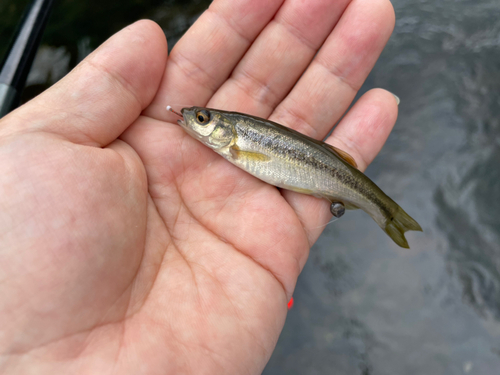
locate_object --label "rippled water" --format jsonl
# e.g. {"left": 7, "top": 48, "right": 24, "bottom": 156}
{"left": 264, "top": 0, "right": 500, "bottom": 373}
{"left": 2, "top": 0, "right": 500, "bottom": 373}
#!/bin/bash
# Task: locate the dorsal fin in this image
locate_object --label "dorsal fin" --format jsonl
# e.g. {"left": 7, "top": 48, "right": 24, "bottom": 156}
{"left": 324, "top": 144, "right": 358, "bottom": 169}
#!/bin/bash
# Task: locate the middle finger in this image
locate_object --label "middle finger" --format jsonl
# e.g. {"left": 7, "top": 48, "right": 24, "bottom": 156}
{"left": 269, "top": 0, "right": 396, "bottom": 140}
{"left": 208, "top": 0, "right": 352, "bottom": 115}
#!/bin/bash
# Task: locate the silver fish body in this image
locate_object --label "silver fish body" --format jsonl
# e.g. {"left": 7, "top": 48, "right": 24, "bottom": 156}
{"left": 178, "top": 106, "right": 422, "bottom": 248}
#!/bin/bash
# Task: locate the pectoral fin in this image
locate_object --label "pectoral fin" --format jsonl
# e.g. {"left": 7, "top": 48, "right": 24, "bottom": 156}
{"left": 324, "top": 144, "right": 358, "bottom": 169}
{"left": 230, "top": 147, "right": 271, "bottom": 162}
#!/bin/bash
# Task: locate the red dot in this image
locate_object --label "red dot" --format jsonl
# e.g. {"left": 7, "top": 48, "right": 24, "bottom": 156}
{"left": 287, "top": 297, "right": 294, "bottom": 309}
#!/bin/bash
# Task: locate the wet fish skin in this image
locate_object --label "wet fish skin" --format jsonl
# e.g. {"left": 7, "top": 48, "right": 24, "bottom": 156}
{"left": 179, "top": 106, "right": 422, "bottom": 248}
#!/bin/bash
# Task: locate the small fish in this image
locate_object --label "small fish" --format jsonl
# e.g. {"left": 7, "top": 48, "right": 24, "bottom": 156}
{"left": 169, "top": 106, "right": 422, "bottom": 248}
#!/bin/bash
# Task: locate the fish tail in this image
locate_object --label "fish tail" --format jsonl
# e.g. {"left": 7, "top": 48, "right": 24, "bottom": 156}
{"left": 383, "top": 206, "right": 422, "bottom": 249}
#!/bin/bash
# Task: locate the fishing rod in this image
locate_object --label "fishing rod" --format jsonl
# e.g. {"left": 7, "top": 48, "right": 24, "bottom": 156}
{"left": 0, "top": 0, "right": 55, "bottom": 118}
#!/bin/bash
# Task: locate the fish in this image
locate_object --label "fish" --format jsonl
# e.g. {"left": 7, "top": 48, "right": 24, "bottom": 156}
{"left": 169, "top": 106, "right": 422, "bottom": 248}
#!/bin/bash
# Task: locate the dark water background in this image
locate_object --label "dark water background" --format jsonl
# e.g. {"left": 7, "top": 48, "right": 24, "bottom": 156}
{"left": 2, "top": 0, "right": 500, "bottom": 373}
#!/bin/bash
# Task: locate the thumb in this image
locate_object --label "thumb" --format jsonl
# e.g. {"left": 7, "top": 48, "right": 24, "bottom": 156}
{"left": 0, "top": 20, "right": 168, "bottom": 147}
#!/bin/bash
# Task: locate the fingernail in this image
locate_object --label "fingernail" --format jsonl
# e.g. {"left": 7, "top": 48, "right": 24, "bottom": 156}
{"left": 391, "top": 93, "right": 400, "bottom": 105}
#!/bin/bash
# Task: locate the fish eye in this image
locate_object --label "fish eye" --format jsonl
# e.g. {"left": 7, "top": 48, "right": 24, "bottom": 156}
{"left": 195, "top": 110, "right": 210, "bottom": 125}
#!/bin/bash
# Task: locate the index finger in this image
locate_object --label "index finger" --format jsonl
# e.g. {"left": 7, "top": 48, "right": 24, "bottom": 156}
{"left": 143, "top": 0, "right": 284, "bottom": 120}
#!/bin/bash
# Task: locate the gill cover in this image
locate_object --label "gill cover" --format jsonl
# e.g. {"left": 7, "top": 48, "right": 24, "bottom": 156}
{"left": 181, "top": 107, "right": 235, "bottom": 149}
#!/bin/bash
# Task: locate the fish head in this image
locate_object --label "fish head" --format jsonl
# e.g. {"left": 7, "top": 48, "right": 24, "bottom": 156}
{"left": 180, "top": 107, "right": 235, "bottom": 150}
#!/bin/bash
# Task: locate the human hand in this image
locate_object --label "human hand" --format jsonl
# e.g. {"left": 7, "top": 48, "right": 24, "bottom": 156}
{"left": 0, "top": 0, "right": 396, "bottom": 373}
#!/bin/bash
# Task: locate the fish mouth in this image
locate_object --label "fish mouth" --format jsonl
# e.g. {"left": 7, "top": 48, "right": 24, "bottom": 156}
{"left": 177, "top": 119, "right": 185, "bottom": 126}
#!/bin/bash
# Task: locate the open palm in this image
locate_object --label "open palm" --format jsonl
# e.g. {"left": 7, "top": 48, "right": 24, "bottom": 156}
{"left": 0, "top": 0, "right": 397, "bottom": 373}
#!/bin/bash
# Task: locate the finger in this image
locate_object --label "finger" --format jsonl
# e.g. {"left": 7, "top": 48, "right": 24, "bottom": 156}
{"left": 144, "top": 0, "right": 285, "bottom": 120}
{"left": 207, "top": 0, "right": 352, "bottom": 115}
{"left": 282, "top": 89, "right": 399, "bottom": 244}
{"left": 0, "top": 20, "right": 168, "bottom": 147}
{"left": 270, "top": 0, "right": 395, "bottom": 140}
{"left": 328, "top": 89, "right": 399, "bottom": 172}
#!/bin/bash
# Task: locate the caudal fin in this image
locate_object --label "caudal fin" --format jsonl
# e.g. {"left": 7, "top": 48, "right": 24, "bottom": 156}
{"left": 384, "top": 207, "right": 422, "bottom": 248}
